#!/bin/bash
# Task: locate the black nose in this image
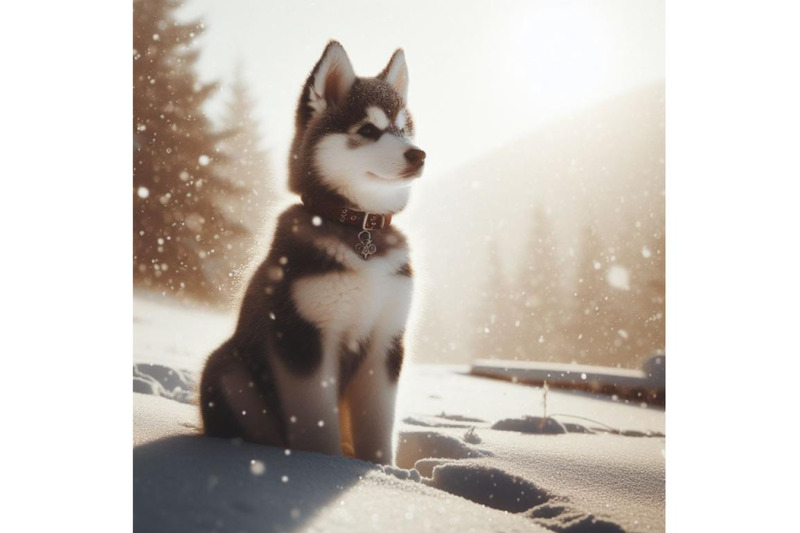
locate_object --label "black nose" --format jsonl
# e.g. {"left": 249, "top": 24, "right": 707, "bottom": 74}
{"left": 404, "top": 148, "right": 426, "bottom": 169}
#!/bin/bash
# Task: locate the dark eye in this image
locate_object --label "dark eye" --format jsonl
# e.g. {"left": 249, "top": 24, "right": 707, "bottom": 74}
{"left": 357, "top": 123, "right": 381, "bottom": 140}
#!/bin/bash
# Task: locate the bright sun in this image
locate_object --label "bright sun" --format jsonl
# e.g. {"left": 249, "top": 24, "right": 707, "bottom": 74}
{"left": 503, "top": 3, "right": 612, "bottom": 112}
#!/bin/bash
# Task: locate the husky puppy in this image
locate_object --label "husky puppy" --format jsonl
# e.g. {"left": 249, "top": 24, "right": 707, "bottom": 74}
{"left": 200, "top": 41, "right": 425, "bottom": 465}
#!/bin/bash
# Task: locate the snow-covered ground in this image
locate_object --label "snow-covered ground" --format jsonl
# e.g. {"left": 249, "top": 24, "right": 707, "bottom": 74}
{"left": 133, "top": 293, "right": 664, "bottom": 532}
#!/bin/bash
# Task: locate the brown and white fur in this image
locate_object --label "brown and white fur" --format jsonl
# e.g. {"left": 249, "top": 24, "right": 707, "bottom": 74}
{"left": 200, "top": 41, "right": 424, "bottom": 465}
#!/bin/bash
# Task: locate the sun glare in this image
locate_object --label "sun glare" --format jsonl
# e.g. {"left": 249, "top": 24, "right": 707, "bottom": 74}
{"left": 503, "top": 4, "right": 612, "bottom": 113}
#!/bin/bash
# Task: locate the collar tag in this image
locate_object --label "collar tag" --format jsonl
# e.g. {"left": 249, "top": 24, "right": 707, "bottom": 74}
{"left": 355, "top": 230, "right": 377, "bottom": 260}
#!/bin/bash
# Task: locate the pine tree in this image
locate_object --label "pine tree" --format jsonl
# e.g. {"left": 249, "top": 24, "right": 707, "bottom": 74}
{"left": 215, "top": 64, "right": 274, "bottom": 270}
{"left": 611, "top": 219, "right": 665, "bottom": 366}
{"left": 569, "top": 225, "right": 613, "bottom": 362}
{"left": 641, "top": 230, "right": 665, "bottom": 354}
{"left": 514, "top": 206, "right": 567, "bottom": 361}
{"left": 133, "top": 0, "right": 244, "bottom": 301}
{"left": 473, "top": 242, "right": 516, "bottom": 360}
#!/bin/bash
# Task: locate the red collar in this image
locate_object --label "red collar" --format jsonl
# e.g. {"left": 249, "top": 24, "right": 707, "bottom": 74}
{"left": 301, "top": 194, "right": 393, "bottom": 230}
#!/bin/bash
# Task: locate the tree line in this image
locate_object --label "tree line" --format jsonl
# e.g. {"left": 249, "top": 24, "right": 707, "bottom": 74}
{"left": 473, "top": 206, "right": 665, "bottom": 368}
{"left": 133, "top": 0, "right": 273, "bottom": 303}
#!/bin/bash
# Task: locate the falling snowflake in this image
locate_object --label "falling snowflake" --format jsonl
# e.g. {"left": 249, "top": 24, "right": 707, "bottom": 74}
{"left": 606, "top": 265, "right": 630, "bottom": 291}
{"left": 249, "top": 460, "right": 265, "bottom": 476}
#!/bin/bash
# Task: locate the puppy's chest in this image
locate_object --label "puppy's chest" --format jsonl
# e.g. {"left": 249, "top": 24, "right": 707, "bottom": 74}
{"left": 291, "top": 242, "right": 412, "bottom": 338}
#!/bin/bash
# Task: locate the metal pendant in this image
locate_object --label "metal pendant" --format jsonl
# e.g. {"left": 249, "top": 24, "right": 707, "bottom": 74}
{"left": 355, "top": 230, "right": 377, "bottom": 260}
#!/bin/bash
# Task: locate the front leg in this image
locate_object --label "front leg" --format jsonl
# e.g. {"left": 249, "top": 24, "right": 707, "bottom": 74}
{"left": 343, "top": 334, "right": 404, "bottom": 465}
{"left": 271, "top": 338, "right": 343, "bottom": 456}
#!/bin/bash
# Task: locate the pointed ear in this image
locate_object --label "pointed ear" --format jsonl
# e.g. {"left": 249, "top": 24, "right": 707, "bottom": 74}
{"left": 378, "top": 49, "right": 409, "bottom": 102}
{"left": 303, "top": 41, "right": 356, "bottom": 119}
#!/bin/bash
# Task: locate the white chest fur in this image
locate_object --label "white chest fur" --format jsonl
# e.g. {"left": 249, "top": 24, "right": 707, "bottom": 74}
{"left": 291, "top": 239, "right": 413, "bottom": 345}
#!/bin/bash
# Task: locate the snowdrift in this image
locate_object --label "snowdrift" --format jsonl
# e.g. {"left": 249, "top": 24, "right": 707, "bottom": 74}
{"left": 133, "top": 294, "right": 664, "bottom": 532}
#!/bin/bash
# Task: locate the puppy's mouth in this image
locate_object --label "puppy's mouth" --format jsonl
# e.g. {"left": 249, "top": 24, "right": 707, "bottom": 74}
{"left": 399, "top": 168, "right": 423, "bottom": 180}
{"left": 367, "top": 169, "right": 423, "bottom": 181}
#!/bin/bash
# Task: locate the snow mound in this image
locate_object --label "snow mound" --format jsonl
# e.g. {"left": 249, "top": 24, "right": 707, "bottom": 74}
{"left": 422, "top": 461, "right": 628, "bottom": 532}
{"left": 379, "top": 465, "right": 422, "bottom": 483}
{"left": 470, "top": 358, "right": 666, "bottom": 406}
{"left": 491, "top": 415, "right": 666, "bottom": 438}
{"left": 396, "top": 430, "right": 494, "bottom": 470}
{"left": 427, "top": 462, "right": 550, "bottom": 513}
{"left": 492, "top": 416, "right": 568, "bottom": 434}
{"left": 528, "top": 502, "right": 626, "bottom": 533}
{"left": 133, "top": 363, "right": 197, "bottom": 404}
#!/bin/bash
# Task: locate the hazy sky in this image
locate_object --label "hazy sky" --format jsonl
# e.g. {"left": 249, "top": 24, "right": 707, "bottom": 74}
{"left": 165, "top": 0, "right": 666, "bottom": 366}
{"left": 178, "top": 0, "right": 664, "bottom": 178}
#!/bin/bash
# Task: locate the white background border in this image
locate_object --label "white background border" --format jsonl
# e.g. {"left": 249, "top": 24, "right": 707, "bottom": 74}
{"left": 3, "top": 1, "right": 799, "bottom": 530}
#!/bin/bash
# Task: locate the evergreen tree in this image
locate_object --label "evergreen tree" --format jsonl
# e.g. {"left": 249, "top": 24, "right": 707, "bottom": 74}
{"left": 610, "top": 219, "right": 665, "bottom": 365}
{"left": 215, "top": 64, "right": 274, "bottom": 269}
{"left": 641, "top": 230, "right": 666, "bottom": 354}
{"left": 473, "top": 242, "right": 516, "bottom": 360}
{"left": 133, "top": 0, "right": 244, "bottom": 301}
{"left": 514, "top": 206, "right": 567, "bottom": 361}
{"left": 569, "top": 225, "right": 613, "bottom": 362}
{"left": 566, "top": 217, "right": 666, "bottom": 368}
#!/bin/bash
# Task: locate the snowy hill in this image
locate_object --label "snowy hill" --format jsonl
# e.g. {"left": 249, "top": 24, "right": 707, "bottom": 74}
{"left": 402, "top": 83, "right": 665, "bottom": 366}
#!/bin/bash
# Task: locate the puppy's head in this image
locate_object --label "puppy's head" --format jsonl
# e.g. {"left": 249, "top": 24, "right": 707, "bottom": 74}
{"left": 289, "top": 41, "right": 425, "bottom": 214}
